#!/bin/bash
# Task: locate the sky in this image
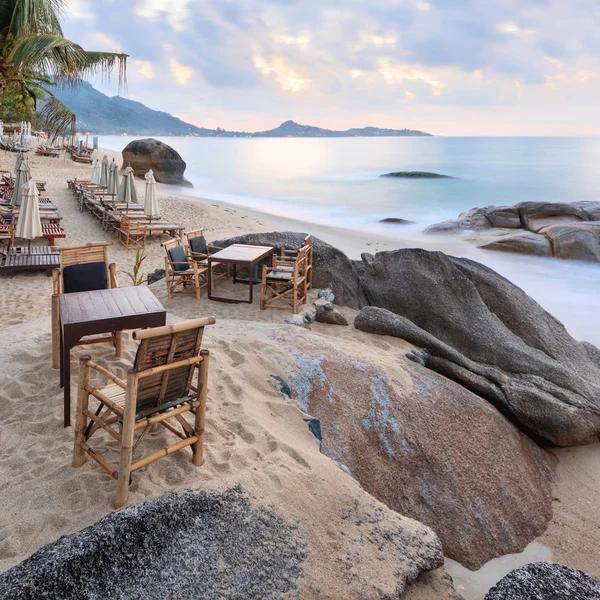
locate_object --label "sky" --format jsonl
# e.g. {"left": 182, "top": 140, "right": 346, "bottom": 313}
{"left": 63, "top": 0, "right": 600, "bottom": 136}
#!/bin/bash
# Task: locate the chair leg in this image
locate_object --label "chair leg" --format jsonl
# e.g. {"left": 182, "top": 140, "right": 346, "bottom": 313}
{"left": 193, "top": 350, "right": 210, "bottom": 467}
{"left": 115, "top": 330, "right": 123, "bottom": 358}
{"left": 72, "top": 356, "right": 91, "bottom": 467}
{"left": 51, "top": 294, "right": 60, "bottom": 369}
{"left": 115, "top": 373, "right": 139, "bottom": 509}
{"left": 260, "top": 266, "right": 267, "bottom": 310}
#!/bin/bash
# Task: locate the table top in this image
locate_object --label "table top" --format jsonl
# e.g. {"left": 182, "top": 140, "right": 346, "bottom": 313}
{"left": 60, "top": 286, "right": 165, "bottom": 326}
{"left": 209, "top": 244, "right": 273, "bottom": 264}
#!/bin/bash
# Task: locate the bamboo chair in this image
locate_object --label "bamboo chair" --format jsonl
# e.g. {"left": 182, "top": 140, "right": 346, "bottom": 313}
{"left": 274, "top": 235, "right": 313, "bottom": 290}
{"left": 260, "top": 244, "right": 309, "bottom": 313}
{"left": 73, "top": 317, "right": 215, "bottom": 508}
{"left": 186, "top": 229, "right": 230, "bottom": 291}
{"left": 118, "top": 215, "right": 147, "bottom": 251}
{"left": 163, "top": 238, "right": 208, "bottom": 301}
{"left": 51, "top": 242, "right": 121, "bottom": 369}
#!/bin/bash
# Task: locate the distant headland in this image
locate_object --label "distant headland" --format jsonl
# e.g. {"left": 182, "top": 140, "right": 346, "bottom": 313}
{"left": 53, "top": 82, "right": 433, "bottom": 138}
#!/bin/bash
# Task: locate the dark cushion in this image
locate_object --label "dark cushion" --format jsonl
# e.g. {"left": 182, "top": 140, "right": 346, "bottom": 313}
{"left": 63, "top": 262, "right": 108, "bottom": 294}
{"left": 168, "top": 245, "right": 189, "bottom": 271}
{"left": 189, "top": 235, "right": 208, "bottom": 256}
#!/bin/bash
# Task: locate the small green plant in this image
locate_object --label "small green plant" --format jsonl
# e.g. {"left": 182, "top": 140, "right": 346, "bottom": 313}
{"left": 123, "top": 248, "right": 147, "bottom": 286}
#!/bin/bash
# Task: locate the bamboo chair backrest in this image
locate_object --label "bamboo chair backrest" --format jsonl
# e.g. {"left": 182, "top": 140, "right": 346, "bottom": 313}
{"left": 293, "top": 244, "right": 310, "bottom": 279}
{"left": 131, "top": 318, "right": 215, "bottom": 416}
{"left": 186, "top": 229, "right": 204, "bottom": 245}
{"left": 163, "top": 238, "right": 186, "bottom": 266}
{"left": 56, "top": 242, "right": 114, "bottom": 293}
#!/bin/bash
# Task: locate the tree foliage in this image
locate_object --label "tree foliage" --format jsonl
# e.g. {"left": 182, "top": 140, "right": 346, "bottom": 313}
{"left": 0, "top": 0, "right": 127, "bottom": 138}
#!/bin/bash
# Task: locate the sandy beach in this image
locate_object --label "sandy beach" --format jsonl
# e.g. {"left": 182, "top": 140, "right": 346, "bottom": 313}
{"left": 0, "top": 147, "right": 599, "bottom": 599}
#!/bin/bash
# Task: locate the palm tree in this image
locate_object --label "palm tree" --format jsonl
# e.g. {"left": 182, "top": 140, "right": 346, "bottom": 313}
{"left": 0, "top": 0, "right": 127, "bottom": 137}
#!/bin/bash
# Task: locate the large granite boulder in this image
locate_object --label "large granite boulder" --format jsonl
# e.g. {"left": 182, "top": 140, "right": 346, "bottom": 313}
{"left": 479, "top": 231, "right": 552, "bottom": 256}
{"left": 122, "top": 138, "right": 192, "bottom": 187}
{"left": 355, "top": 249, "right": 600, "bottom": 446}
{"left": 211, "top": 231, "right": 366, "bottom": 308}
{"left": 485, "top": 562, "right": 600, "bottom": 600}
{"left": 485, "top": 206, "right": 522, "bottom": 229}
{"left": 542, "top": 222, "right": 600, "bottom": 262}
{"left": 265, "top": 325, "right": 555, "bottom": 570}
{"left": 0, "top": 487, "right": 306, "bottom": 599}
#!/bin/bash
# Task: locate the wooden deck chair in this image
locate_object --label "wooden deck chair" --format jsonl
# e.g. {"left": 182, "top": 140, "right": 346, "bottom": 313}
{"left": 274, "top": 235, "right": 313, "bottom": 290}
{"left": 260, "top": 244, "right": 309, "bottom": 313}
{"left": 73, "top": 317, "right": 215, "bottom": 508}
{"left": 186, "top": 229, "right": 230, "bottom": 291}
{"left": 118, "top": 215, "right": 147, "bottom": 250}
{"left": 51, "top": 242, "right": 121, "bottom": 369}
{"left": 0, "top": 215, "right": 14, "bottom": 247}
{"left": 164, "top": 238, "right": 208, "bottom": 301}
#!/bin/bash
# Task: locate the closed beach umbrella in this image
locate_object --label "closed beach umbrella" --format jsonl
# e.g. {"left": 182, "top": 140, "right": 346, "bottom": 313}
{"left": 13, "top": 158, "right": 31, "bottom": 206}
{"left": 99, "top": 155, "right": 109, "bottom": 188}
{"left": 15, "top": 180, "right": 42, "bottom": 240}
{"left": 90, "top": 159, "right": 101, "bottom": 185}
{"left": 144, "top": 169, "right": 159, "bottom": 216}
{"left": 107, "top": 159, "right": 120, "bottom": 196}
{"left": 116, "top": 165, "right": 139, "bottom": 205}
{"left": 14, "top": 151, "right": 22, "bottom": 175}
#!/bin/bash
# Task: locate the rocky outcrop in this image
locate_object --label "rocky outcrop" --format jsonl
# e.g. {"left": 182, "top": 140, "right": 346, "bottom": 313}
{"left": 266, "top": 325, "right": 555, "bottom": 570}
{"left": 355, "top": 249, "right": 600, "bottom": 447}
{"left": 379, "top": 218, "right": 415, "bottom": 224}
{"left": 485, "top": 563, "right": 600, "bottom": 600}
{"left": 0, "top": 487, "right": 306, "bottom": 599}
{"left": 122, "top": 138, "right": 192, "bottom": 187}
{"left": 423, "top": 207, "right": 494, "bottom": 234}
{"left": 314, "top": 297, "right": 348, "bottom": 325}
{"left": 212, "top": 231, "right": 366, "bottom": 308}
{"left": 380, "top": 171, "right": 456, "bottom": 179}
{"left": 479, "top": 231, "right": 552, "bottom": 256}
{"left": 426, "top": 201, "right": 600, "bottom": 262}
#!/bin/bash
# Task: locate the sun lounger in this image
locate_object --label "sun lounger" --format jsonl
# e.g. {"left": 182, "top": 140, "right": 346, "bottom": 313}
{"left": 0, "top": 244, "right": 59, "bottom": 275}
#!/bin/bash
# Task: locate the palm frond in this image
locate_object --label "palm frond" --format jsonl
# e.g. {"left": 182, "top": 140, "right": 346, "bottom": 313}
{"left": 40, "top": 93, "right": 75, "bottom": 142}
{"left": 77, "top": 51, "right": 128, "bottom": 93}
{"left": 9, "top": 33, "right": 87, "bottom": 75}
{"left": 8, "top": 0, "right": 65, "bottom": 36}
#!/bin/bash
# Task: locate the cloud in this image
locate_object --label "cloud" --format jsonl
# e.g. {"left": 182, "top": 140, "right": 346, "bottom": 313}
{"left": 136, "top": 0, "right": 190, "bottom": 31}
{"left": 134, "top": 60, "right": 155, "bottom": 79}
{"left": 89, "top": 32, "right": 122, "bottom": 52}
{"left": 67, "top": 0, "right": 94, "bottom": 20}
{"left": 169, "top": 58, "right": 194, "bottom": 85}
{"left": 253, "top": 54, "right": 312, "bottom": 92}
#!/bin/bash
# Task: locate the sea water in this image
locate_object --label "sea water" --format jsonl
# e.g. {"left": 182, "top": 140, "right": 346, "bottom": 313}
{"left": 99, "top": 135, "right": 600, "bottom": 345}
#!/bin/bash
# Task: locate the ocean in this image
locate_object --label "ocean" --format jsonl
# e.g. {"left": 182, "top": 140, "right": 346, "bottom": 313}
{"left": 99, "top": 135, "right": 600, "bottom": 345}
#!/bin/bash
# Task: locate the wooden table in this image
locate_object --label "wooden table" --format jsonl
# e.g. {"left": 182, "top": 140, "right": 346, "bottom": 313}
{"left": 59, "top": 286, "right": 166, "bottom": 427}
{"left": 208, "top": 244, "right": 273, "bottom": 304}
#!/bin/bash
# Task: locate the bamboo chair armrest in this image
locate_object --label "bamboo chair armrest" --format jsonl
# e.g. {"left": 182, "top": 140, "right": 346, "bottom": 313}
{"left": 87, "top": 361, "right": 127, "bottom": 389}
{"left": 189, "top": 251, "right": 209, "bottom": 259}
{"left": 108, "top": 263, "right": 119, "bottom": 288}
{"left": 137, "top": 353, "right": 207, "bottom": 378}
{"left": 170, "top": 260, "right": 195, "bottom": 266}
{"left": 207, "top": 244, "right": 223, "bottom": 252}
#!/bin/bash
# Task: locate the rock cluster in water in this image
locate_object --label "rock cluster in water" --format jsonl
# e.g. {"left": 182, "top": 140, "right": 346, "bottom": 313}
{"left": 380, "top": 171, "right": 456, "bottom": 179}
{"left": 425, "top": 201, "right": 600, "bottom": 262}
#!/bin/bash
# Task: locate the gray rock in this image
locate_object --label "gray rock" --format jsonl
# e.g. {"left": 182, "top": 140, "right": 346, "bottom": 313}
{"left": 380, "top": 171, "right": 456, "bottom": 179}
{"left": 212, "top": 232, "right": 366, "bottom": 308}
{"left": 542, "top": 222, "right": 600, "bottom": 262}
{"left": 269, "top": 325, "right": 555, "bottom": 570}
{"left": 122, "top": 138, "right": 192, "bottom": 187}
{"left": 0, "top": 486, "right": 306, "bottom": 600}
{"left": 285, "top": 305, "right": 316, "bottom": 328}
{"left": 479, "top": 231, "right": 552, "bottom": 256}
{"left": 356, "top": 249, "right": 600, "bottom": 446}
{"left": 516, "top": 201, "right": 588, "bottom": 227}
{"left": 318, "top": 288, "right": 335, "bottom": 303}
{"left": 423, "top": 207, "right": 493, "bottom": 234}
{"left": 314, "top": 298, "right": 348, "bottom": 326}
{"left": 485, "top": 206, "right": 522, "bottom": 229}
{"left": 485, "top": 562, "right": 600, "bottom": 600}
{"left": 379, "top": 218, "right": 415, "bottom": 224}
{"left": 573, "top": 201, "right": 600, "bottom": 221}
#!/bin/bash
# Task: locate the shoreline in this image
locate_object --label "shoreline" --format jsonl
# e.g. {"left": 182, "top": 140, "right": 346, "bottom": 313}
{"left": 1, "top": 146, "right": 599, "bottom": 598}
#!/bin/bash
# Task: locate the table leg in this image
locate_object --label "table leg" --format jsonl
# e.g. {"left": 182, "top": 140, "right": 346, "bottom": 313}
{"left": 249, "top": 263, "right": 253, "bottom": 304}
{"left": 207, "top": 259, "right": 213, "bottom": 300}
{"left": 233, "top": 264, "right": 237, "bottom": 284}
{"left": 62, "top": 333, "right": 71, "bottom": 427}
